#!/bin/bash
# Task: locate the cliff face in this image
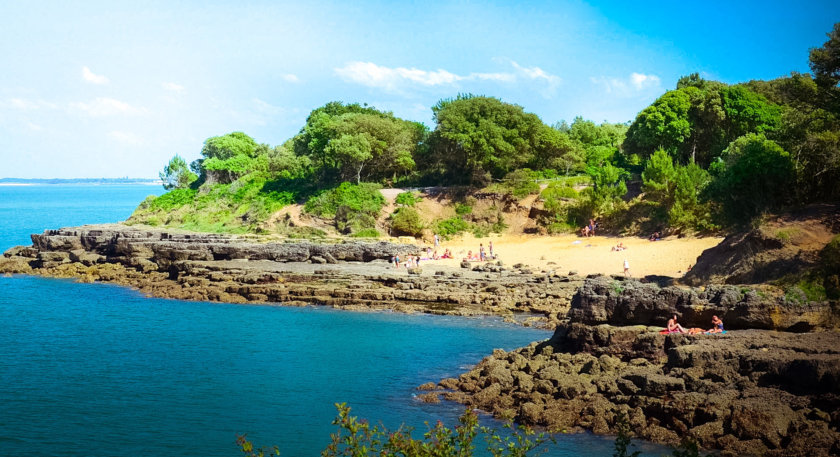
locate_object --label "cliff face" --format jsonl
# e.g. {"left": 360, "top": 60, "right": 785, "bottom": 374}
{"left": 0, "top": 224, "right": 582, "bottom": 325}
{"left": 429, "top": 277, "right": 840, "bottom": 457}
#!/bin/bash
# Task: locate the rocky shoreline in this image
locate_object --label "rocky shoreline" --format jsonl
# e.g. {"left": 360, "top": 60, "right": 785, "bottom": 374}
{"left": 422, "top": 276, "right": 840, "bottom": 456}
{"left": 0, "top": 224, "right": 583, "bottom": 326}
{"left": 3, "top": 224, "right": 840, "bottom": 455}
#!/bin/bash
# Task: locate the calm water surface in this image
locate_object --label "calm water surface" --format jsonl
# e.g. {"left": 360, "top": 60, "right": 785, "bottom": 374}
{"left": 0, "top": 185, "right": 664, "bottom": 456}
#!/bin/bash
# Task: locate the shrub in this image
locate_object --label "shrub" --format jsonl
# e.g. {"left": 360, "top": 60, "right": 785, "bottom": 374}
{"left": 304, "top": 182, "right": 384, "bottom": 218}
{"left": 395, "top": 191, "right": 421, "bottom": 206}
{"left": 503, "top": 169, "right": 541, "bottom": 199}
{"left": 390, "top": 207, "right": 424, "bottom": 236}
{"left": 436, "top": 217, "right": 470, "bottom": 238}
{"left": 148, "top": 188, "right": 197, "bottom": 211}
{"left": 455, "top": 202, "right": 473, "bottom": 215}
{"left": 351, "top": 228, "right": 380, "bottom": 238}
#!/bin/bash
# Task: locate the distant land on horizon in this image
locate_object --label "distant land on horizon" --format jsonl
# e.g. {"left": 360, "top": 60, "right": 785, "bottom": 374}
{"left": 0, "top": 178, "right": 160, "bottom": 185}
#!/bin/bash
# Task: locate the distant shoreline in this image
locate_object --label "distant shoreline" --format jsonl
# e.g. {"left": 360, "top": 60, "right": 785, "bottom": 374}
{"left": 0, "top": 180, "right": 161, "bottom": 186}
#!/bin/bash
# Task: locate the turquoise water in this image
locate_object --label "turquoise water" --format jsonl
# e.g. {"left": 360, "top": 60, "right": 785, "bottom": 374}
{"left": 0, "top": 185, "right": 662, "bottom": 456}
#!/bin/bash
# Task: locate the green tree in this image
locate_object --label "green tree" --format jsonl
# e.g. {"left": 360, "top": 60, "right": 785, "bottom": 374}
{"left": 810, "top": 22, "right": 840, "bottom": 113}
{"left": 429, "top": 94, "right": 546, "bottom": 184}
{"left": 325, "top": 133, "right": 372, "bottom": 184}
{"left": 708, "top": 133, "right": 795, "bottom": 221}
{"left": 624, "top": 89, "right": 694, "bottom": 157}
{"left": 669, "top": 162, "right": 713, "bottom": 230}
{"left": 586, "top": 163, "right": 628, "bottom": 213}
{"left": 641, "top": 148, "right": 677, "bottom": 203}
{"left": 158, "top": 155, "right": 197, "bottom": 190}
{"left": 294, "top": 102, "right": 424, "bottom": 185}
{"left": 201, "top": 132, "right": 258, "bottom": 160}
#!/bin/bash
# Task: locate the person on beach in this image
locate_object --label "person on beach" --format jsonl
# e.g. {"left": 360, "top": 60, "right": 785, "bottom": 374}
{"left": 394, "top": 255, "right": 400, "bottom": 269}
{"left": 434, "top": 234, "right": 440, "bottom": 248}
{"left": 479, "top": 244, "right": 486, "bottom": 261}
{"left": 667, "top": 315, "right": 687, "bottom": 334}
{"left": 707, "top": 315, "right": 724, "bottom": 333}
{"left": 623, "top": 259, "right": 630, "bottom": 277}
{"left": 488, "top": 241, "right": 494, "bottom": 259}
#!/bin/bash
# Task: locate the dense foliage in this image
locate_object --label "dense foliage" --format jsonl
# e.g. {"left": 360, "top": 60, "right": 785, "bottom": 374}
{"left": 134, "top": 23, "right": 840, "bottom": 236}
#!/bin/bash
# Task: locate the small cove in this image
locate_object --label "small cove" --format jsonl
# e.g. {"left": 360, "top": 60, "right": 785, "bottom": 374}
{"left": 0, "top": 184, "right": 666, "bottom": 456}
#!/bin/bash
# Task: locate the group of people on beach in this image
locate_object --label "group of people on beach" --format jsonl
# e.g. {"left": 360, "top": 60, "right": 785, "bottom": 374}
{"left": 666, "top": 314, "right": 725, "bottom": 335}
{"left": 465, "top": 241, "right": 494, "bottom": 262}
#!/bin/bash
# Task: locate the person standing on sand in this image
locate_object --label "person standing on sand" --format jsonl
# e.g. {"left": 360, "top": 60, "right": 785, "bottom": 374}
{"left": 489, "top": 241, "right": 494, "bottom": 258}
{"left": 623, "top": 259, "right": 630, "bottom": 277}
{"left": 479, "top": 243, "right": 485, "bottom": 261}
{"left": 434, "top": 234, "right": 439, "bottom": 248}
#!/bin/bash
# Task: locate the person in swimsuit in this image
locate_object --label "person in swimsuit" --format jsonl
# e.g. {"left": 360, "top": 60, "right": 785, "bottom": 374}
{"left": 708, "top": 315, "right": 724, "bottom": 333}
{"left": 667, "top": 315, "right": 687, "bottom": 334}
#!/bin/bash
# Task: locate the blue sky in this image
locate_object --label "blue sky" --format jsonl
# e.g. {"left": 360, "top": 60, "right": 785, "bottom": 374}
{"left": 1, "top": 0, "right": 837, "bottom": 178}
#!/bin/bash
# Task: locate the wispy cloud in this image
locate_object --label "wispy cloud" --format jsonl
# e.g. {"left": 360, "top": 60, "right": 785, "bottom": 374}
{"left": 82, "top": 66, "right": 109, "bottom": 85}
{"left": 281, "top": 74, "right": 300, "bottom": 83}
{"left": 71, "top": 97, "right": 145, "bottom": 117}
{"left": 161, "top": 81, "right": 184, "bottom": 92}
{"left": 591, "top": 72, "right": 661, "bottom": 96}
{"left": 7, "top": 98, "right": 58, "bottom": 110}
{"left": 334, "top": 60, "right": 560, "bottom": 96}
{"left": 252, "top": 97, "right": 283, "bottom": 115}
{"left": 26, "top": 122, "right": 44, "bottom": 131}
{"left": 108, "top": 130, "right": 142, "bottom": 144}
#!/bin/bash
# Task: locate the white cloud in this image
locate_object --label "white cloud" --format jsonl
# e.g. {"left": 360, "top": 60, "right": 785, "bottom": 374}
{"left": 71, "top": 97, "right": 145, "bottom": 117}
{"left": 334, "top": 60, "right": 561, "bottom": 96}
{"left": 591, "top": 72, "right": 661, "bottom": 96}
{"left": 161, "top": 82, "right": 184, "bottom": 92}
{"left": 630, "top": 73, "right": 660, "bottom": 90}
{"left": 26, "top": 122, "right": 44, "bottom": 131}
{"left": 281, "top": 74, "right": 300, "bottom": 83}
{"left": 108, "top": 130, "right": 142, "bottom": 144}
{"left": 82, "top": 66, "right": 109, "bottom": 85}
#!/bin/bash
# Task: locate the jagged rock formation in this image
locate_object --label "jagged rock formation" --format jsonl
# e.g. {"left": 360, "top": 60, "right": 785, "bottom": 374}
{"left": 0, "top": 224, "right": 582, "bottom": 325}
{"left": 429, "top": 277, "right": 840, "bottom": 457}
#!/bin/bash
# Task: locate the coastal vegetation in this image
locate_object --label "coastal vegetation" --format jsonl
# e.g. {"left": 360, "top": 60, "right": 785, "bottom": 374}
{"left": 131, "top": 24, "right": 839, "bottom": 247}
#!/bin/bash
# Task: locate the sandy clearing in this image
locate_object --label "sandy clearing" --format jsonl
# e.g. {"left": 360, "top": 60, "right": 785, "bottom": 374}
{"left": 404, "top": 233, "right": 723, "bottom": 279}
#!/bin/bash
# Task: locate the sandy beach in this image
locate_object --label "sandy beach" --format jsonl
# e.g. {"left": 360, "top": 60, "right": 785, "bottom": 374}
{"left": 414, "top": 233, "right": 723, "bottom": 278}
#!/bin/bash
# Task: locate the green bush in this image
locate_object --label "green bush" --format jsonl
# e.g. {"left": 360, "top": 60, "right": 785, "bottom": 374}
{"left": 503, "top": 169, "right": 541, "bottom": 198}
{"left": 395, "top": 191, "right": 421, "bottom": 206}
{"left": 436, "top": 217, "right": 471, "bottom": 237}
{"left": 148, "top": 188, "right": 197, "bottom": 211}
{"left": 335, "top": 206, "right": 377, "bottom": 235}
{"left": 455, "top": 202, "right": 473, "bottom": 215}
{"left": 350, "top": 228, "right": 380, "bottom": 238}
{"left": 304, "top": 182, "right": 385, "bottom": 218}
{"left": 390, "top": 207, "right": 424, "bottom": 236}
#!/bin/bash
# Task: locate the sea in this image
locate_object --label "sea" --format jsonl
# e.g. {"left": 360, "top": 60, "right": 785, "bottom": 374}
{"left": 0, "top": 184, "right": 666, "bottom": 456}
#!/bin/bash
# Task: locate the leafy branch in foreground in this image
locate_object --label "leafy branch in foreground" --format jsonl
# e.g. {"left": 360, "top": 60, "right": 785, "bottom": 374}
{"left": 237, "top": 403, "right": 714, "bottom": 457}
{"left": 238, "top": 403, "right": 555, "bottom": 457}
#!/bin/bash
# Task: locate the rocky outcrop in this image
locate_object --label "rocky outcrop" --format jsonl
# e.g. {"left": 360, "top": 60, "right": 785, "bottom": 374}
{"left": 428, "top": 276, "right": 840, "bottom": 456}
{"left": 570, "top": 275, "right": 840, "bottom": 332}
{"left": 433, "top": 326, "right": 840, "bottom": 456}
{"left": 683, "top": 204, "right": 839, "bottom": 286}
{"left": 1, "top": 224, "right": 582, "bottom": 326}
